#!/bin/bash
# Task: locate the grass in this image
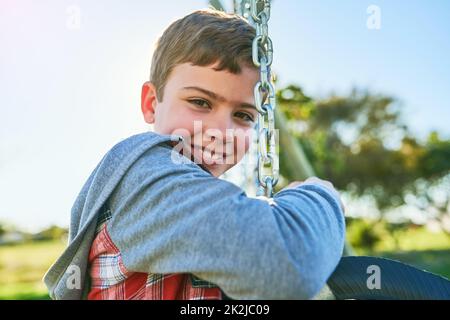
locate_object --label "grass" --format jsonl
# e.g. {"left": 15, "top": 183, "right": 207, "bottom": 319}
{"left": 0, "top": 240, "right": 66, "bottom": 300}
{"left": 377, "top": 227, "right": 450, "bottom": 252}
{"left": 0, "top": 227, "right": 449, "bottom": 300}
{"left": 350, "top": 225, "right": 450, "bottom": 279}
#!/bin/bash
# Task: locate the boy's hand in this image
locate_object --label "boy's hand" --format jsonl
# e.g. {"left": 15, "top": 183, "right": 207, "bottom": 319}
{"left": 284, "top": 181, "right": 303, "bottom": 189}
{"left": 283, "top": 177, "right": 345, "bottom": 213}
{"left": 284, "top": 177, "right": 333, "bottom": 191}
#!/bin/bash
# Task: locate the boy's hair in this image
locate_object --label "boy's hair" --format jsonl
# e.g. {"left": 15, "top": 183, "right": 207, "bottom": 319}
{"left": 150, "top": 9, "right": 257, "bottom": 101}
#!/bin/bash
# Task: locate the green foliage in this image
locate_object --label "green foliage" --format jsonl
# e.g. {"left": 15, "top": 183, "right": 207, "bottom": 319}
{"left": 346, "top": 218, "right": 389, "bottom": 251}
{"left": 33, "top": 225, "right": 68, "bottom": 242}
{"left": 277, "top": 85, "right": 450, "bottom": 225}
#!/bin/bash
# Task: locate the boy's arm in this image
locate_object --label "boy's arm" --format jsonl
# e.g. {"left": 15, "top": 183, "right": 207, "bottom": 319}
{"left": 107, "top": 145, "right": 345, "bottom": 300}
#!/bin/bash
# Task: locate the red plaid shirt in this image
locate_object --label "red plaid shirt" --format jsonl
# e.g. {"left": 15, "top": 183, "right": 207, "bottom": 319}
{"left": 87, "top": 222, "right": 224, "bottom": 300}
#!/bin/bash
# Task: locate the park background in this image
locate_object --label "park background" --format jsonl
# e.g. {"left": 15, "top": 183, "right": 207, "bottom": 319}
{"left": 1, "top": 0, "right": 449, "bottom": 299}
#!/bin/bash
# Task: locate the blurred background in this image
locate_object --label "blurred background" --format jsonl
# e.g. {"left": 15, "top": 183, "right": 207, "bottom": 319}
{"left": 0, "top": 0, "right": 449, "bottom": 299}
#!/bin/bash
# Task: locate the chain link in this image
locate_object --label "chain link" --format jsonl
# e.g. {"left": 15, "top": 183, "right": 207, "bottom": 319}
{"left": 249, "top": 0, "right": 279, "bottom": 197}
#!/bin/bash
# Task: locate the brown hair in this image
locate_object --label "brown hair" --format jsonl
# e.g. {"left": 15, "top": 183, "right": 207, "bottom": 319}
{"left": 149, "top": 9, "right": 257, "bottom": 101}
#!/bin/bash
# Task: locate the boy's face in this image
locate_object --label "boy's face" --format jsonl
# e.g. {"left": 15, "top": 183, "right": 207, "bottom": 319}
{"left": 141, "top": 62, "right": 260, "bottom": 177}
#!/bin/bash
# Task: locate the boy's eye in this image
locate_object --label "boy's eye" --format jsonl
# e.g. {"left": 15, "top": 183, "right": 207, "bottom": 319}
{"left": 235, "top": 112, "right": 255, "bottom": 123}
{"left": 188, "top": 99, "right": 211, "bottom": 109}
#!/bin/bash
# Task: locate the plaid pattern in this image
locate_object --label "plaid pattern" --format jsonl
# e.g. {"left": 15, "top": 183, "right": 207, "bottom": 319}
{"left": 87, "top": 222, "right": 223, "bottom": 300}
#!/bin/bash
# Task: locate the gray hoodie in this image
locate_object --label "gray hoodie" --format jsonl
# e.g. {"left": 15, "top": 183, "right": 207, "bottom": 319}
{"left": 43, "top": 131, "right": 345, "bottom": 300}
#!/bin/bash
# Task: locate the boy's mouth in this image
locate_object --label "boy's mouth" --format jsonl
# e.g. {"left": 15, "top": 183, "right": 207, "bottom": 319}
{"left": 190, "top": 144, "right": 233, "bottom": 165}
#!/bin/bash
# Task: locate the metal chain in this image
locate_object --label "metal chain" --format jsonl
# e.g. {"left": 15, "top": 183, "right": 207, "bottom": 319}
{"left": 249, "top": 0, "right": 279, "bottom": 197}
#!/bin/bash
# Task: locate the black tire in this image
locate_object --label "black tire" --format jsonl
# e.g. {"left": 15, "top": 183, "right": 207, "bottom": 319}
{"left": 327, "top": 256, "right": 450, "bottom": 300}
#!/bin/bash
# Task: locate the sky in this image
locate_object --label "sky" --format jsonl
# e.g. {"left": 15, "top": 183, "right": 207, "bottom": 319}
{"left": 1, "top": 0, "right": 449, "bottom": 231}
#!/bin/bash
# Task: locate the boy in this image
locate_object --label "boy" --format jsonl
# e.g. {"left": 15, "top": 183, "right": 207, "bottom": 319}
{"left": 44, "top": 9, "right": 345, "bottom": 300}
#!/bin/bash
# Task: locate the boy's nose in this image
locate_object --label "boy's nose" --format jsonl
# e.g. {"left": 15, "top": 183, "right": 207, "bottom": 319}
{"left": 205, "top": 114, "right": 236, "bottom": 138}
{"left": 201, "top": 121, "right": 237, "bottom": 151}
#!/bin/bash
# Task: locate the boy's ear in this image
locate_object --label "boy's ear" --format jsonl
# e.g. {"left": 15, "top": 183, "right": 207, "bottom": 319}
{"left": 141, "top": 81, "right": 158, "bottom": 124}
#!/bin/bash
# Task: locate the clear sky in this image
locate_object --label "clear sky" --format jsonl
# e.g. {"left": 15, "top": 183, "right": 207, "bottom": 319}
{"left": 1, "top": 0, "right": 449, "bottom": 231}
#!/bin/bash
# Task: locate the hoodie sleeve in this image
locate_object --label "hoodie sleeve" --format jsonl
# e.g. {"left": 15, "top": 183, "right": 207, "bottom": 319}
{"left": 107, "top": 144, "right": 345, "bottom": 300}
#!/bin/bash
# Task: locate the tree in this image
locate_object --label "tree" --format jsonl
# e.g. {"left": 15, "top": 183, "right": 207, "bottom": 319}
{"left": 0, "top": 223, "right": 5, "bottom": 237}
{"left": 276, "top": 85, "right": 450, "bottom": 232}
{"left": 34, "top": 225, "right": 68, "bottom": 241}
